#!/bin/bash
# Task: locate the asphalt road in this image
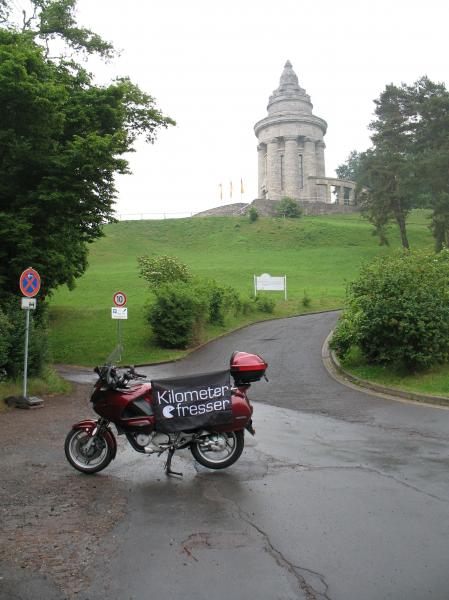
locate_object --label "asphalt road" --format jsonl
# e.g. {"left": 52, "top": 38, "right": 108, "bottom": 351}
{"left": 16, "top": 312, "right": 449, "bottom": 599}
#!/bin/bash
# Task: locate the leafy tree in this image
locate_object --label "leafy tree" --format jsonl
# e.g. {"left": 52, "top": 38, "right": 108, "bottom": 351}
{"left": 0, "top": 5, "right": 174, "bottom": 299}
{"left": 355, "top": 77, "right": 449, "bottom": 251}
{"left": 363, "top": 84, "right": 416, "bottom": 248}
{"left": 137, "top": 255, "right": 191, "bottom": 288}
{"left": 335, "top": 150, "right": 363, "bottom": 181}
{"left": 276, "top": 197, "right": 302, "bottom": 218}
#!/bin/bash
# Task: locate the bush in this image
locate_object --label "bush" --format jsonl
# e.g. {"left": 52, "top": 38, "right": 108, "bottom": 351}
{"left": 0, "top": 308, "right": 11, "bottom": 378}
{"left": 276, "top": 197, "right": 302, "bottom": 219}
{"left": 146, "top": 281, "right": 208, "bottom": 348}
{"left": 1, "top": 297, "right": 49, "bottom": 378}
{"left": 138, "top": 255, "right": 191, "bottom": 288}
{"left": 255, "top": 294, "right": 276, "bottom": 314}
{"left": 302, "top": 290, "right": 311, "bottom": 307}
{"left": 248, "top": 206, "right": 259, "bottom": 222}
{"left": 331, "top": 249, "right": 449, "bottom": 370}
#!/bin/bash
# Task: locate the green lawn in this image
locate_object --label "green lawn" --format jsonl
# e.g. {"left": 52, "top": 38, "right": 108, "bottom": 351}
{"left": 48, "top": 210, "right": 434, "bottom": 366}
{"left": 340, "top": 347, "right": 449, "bottom": 398}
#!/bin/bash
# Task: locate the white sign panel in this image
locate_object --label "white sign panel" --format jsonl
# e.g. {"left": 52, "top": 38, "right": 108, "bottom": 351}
{"left": 111, "top": 307, "right": 128, "bottom": 320}
{"left": 21, "top": 297, "right": 37, "bottom": 310}
{"left": 254, "top": 273, "right": 287, "bottom": 300}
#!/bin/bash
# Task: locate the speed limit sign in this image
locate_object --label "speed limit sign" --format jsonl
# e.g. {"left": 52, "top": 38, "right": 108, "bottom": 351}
{"left": 113, "top": 291, "right": 127, "bottom": 307}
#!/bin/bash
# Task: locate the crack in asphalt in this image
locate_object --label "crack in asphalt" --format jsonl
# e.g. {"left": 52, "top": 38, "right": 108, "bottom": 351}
{"left": 261, "top": 455, "right": 449, "bottom": 505}
{"left": 202, "top": 478, "right": 332, "bottom": 600}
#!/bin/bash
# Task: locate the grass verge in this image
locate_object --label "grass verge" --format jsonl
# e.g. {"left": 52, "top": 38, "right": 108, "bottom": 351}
{"left": 0, "top": 368, "right": 72, "bottom": 411}
{"left": 340, "top": 346, "right": 449, "bottom": 398}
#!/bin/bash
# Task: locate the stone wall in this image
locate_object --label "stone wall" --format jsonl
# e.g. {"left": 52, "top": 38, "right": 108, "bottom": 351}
{"left": 250, "top": 198, "right": 359, "bottom": 216}
{"left": 193, "top": 203, "right": 248, "bottom": 217}
{"left": 193, "top": 199, "right": 358, "bottom": 218}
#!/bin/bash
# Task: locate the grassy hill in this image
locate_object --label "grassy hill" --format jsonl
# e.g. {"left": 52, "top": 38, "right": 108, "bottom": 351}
{"left": 48, "top": 210, "right": 434, "bottom": 366}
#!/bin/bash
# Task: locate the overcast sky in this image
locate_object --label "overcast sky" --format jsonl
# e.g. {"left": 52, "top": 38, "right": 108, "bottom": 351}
{"left": 72, "top": 0, "right": 449, "bottom": 218}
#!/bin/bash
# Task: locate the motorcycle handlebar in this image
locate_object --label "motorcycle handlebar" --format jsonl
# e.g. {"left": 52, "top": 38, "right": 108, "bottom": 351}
{"left": 94, "top": 365, "right": 147, "bottom": 389}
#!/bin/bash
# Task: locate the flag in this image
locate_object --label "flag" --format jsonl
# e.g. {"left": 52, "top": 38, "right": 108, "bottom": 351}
{"left": 230, "top": 181, "right": 233, "bottom": 199}
{"left": 219, "top": 183, "right": 222, "bottom": 200}
{"left": 240, "top": 178, "right": 244, "bottom": 194}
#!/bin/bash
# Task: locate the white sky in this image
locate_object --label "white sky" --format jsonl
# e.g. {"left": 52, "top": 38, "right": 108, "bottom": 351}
{"left": 70, "top": 1, "right": 449, "bottom": 216}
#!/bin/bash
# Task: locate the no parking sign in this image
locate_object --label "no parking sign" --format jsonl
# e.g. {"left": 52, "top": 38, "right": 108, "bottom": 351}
{"left": 20, "top": 267, "right": 41, "bottom": 298}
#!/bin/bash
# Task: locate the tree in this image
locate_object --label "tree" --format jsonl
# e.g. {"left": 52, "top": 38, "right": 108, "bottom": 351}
{"left": 276, "top": 197, "right": 302, "bottom": 218}
{"left": 356, "top": 147, "right": 412, "bottom": 248}
{"left": 137, "top": 255, "right": 191, "bottom": 288}
{"left": 407, "top": 77, "right": 449, "bottom": 251}
{"left": 356, "top": 77, "right": 449, "bottom": 251}
{"left": 0, "top": 4, "right": 174, "bottom": 298}
{"left": 335, "top": 150, "right": 363, "bottom": 181}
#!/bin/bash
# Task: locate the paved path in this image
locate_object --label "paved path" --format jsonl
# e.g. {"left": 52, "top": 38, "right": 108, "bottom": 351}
{"left": 41, "top": 313, "right": 449, "bottom": 598}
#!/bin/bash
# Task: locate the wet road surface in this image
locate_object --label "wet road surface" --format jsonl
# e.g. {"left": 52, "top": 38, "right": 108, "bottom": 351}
{"left": 6, "top": 311, "right": 449, "bottom": 599}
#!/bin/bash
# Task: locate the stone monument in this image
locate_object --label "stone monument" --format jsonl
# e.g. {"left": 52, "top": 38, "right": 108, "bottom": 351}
{"left": 254, "top": 61, "right": 355, "bottom": 208}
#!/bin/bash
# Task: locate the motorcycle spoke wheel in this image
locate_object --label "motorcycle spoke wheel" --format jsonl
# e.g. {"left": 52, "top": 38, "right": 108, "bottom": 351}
{"left": 190, "top": 430, "right": 244, "bottom": 470}
{"left": 65, "top": 429, "right": 113, "bottom": 474}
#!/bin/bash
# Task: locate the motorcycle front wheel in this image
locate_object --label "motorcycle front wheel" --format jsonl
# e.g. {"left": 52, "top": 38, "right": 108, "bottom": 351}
{"left": 190, "top": 430, "right": 244, "bottom": 469}
{"left": 65, "top": 429, "right": 114, "bottom": 474}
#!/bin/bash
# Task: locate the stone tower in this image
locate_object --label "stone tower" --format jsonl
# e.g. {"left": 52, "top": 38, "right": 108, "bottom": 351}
{"left": 254, "top": 61, "right": 328, "bottom": 202}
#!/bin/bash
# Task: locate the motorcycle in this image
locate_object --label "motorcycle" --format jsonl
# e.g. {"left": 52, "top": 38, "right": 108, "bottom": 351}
{"left": 64, "top": 350, "right": 268, "bottom": 477}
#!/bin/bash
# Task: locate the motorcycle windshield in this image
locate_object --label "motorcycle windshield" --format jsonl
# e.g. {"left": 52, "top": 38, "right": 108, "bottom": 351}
{"left": 105, "top": 344, "right": 123, "bottom": 366}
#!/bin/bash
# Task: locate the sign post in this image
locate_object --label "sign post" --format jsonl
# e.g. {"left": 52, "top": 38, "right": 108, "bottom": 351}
{"left": 112, "top": 292, "right": 127, "bottom": 356}
{"left": 254, "top": 273, "right": 288, "bottom": 300}
{"left": 9, "top": 268, "right": 44, "bottom": 408}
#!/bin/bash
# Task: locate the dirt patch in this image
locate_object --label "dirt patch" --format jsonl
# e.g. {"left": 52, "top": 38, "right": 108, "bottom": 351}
{"left": 0, "top": 384, "right": 127, "bottom": 599}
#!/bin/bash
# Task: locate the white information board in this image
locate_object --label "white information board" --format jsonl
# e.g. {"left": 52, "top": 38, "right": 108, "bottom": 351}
{"left": 111, "top": 307, "right": 128, "bottom": 320}
{"left": 254, "top": 273, "right": 287, "bottom": 300}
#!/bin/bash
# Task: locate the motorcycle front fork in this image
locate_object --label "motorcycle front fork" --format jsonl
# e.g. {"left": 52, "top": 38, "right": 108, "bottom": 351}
{"left": 85, "top": 417, "right": 109, "bottom": 452}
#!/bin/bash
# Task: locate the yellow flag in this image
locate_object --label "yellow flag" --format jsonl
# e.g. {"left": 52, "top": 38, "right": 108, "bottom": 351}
{"left": 240, "top": 178, "right": 244, "bottom": 194}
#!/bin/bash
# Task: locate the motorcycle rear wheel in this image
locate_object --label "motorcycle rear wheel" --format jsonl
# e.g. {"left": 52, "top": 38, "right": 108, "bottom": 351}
{"left": 190, "top": 430, "right": 244, "bottom": 470}
{"left": 65, "top": 429, "right": 113, "bottom": 474}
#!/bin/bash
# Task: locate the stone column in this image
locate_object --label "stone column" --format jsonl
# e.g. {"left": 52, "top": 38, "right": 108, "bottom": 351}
{"left": 266, "top": 138, "right": 281, "bottom": 199}
{"left": 336, "top": 185, "right": 344, "bottom": 205}
{"left": 257, "top": 143, "right": 267, "bottom": 198}
{"left": 316, "top": 141, "right": 326, "bottom": 177}
{"left": 349, "top": 186, "right": 355, "bottom": 205}
{"left": 303, "top": 138, "right": 316, "bottom": 200}
{"left": 284, "top": 136, "right": 299, "bottom": 198}
{"left": 326, "top": 184, "right": 332, "bottom": 204}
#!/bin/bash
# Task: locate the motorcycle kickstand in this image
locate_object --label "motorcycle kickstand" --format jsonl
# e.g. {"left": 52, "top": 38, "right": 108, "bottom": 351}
{"left": 164, "top": 447, "right": 183, "bottom": 478}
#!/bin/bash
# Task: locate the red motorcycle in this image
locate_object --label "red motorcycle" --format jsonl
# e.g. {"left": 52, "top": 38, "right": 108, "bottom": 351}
{"left": 64, "top": 351, "right": 267, "bottom": 477}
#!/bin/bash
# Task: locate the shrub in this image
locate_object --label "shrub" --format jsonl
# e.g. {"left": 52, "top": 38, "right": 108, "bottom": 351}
{"left": 1, "top": 298, "right": 49, "bottom": 378}
{"left": 0, "top": 308, "right": 11, "bottom": 377}
{"left": 146, "top": 281, "right": 208, "bottom": 348}
{"left": 276, "top": 197, "right": 302, "bottom": 219}
{"left": 255, "top": 294, "right": 276, "bottom": 314}
{"left": 331, "top": 249, "right": 449, "bottom": 370}
{"left": 248, "top": 206, "right": 259, "bottom": 222}
{"left": 138, "top": 255, "right": 191, "bottom": 288}
{"left": 302, "top": 290, "right": 311, "bottom": 307}
{"left": 240, "top": 297, "right": 256, "bottom": 315}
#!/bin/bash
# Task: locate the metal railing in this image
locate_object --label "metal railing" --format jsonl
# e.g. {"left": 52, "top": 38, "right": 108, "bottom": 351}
{"left": 115, "top": 211, "right": 194, "bottom": 221}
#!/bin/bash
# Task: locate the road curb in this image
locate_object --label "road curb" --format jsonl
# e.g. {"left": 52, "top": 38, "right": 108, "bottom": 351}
{"left": 322, "top": 331, "right": 449, "bottom": 408}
